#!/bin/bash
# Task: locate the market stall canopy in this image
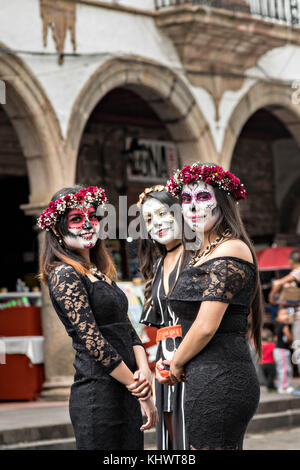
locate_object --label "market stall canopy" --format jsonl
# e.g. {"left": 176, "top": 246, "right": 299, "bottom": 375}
{"left": 255, "top": 246, "right": 298, "bottom": 271}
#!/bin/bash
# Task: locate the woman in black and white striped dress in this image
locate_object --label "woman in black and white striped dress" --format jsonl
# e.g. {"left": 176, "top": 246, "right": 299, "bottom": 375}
{"left": 138, "top": 185, "right": 188, "bottom": 450}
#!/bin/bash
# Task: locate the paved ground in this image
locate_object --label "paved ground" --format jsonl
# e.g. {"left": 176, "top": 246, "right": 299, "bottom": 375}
{"left": 0, "top": 401, "right": 69, "bottom": 431}
{"left": 1, "top": 379, "right": 300, "bottom": 450}
{"left": 244, "top": 427, "right": 300, "bottom": 450}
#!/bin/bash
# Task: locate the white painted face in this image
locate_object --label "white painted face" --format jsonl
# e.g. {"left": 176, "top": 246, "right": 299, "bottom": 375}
{"left": 142, "top": 197, "right": 181, "bottom": 245}
{"left": 181, "top": 181, "right": 221, "bottom": 234}
{"left": 63, "top": 204, "right": 100, "bottom": 250}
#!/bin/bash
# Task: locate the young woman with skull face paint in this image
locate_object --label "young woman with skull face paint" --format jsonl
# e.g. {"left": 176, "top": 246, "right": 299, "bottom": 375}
{"left": 138, "top": 186, "right": 189, "bottom": 450}
{"left": 166, "top": 163, "right": 263, "bottom": 450}
{"left": 38, "top": 185, "right": 158, "bottom": 450}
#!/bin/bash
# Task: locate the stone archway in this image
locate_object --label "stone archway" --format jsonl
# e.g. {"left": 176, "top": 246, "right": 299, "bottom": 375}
{"left": 0, "top": 45, "right": 74, "bottom": 399}
{"left": 221, "top": 81, "right": 300, "bottom": 169}
{"left": 0, "top": 44, "right": 65, "bottom": 210}
{"left": 65, "top": 56, "right": 217, "bottom": 181}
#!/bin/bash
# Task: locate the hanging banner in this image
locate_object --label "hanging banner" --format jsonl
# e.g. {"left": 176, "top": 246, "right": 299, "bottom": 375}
{"left": 125, "top": 137, "right": 178, "bottom": 182}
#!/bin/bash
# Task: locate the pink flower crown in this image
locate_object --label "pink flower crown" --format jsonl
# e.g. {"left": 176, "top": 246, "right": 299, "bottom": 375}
{"left": 166, "top": 164, "right": 246, "bottom": 201}
{"left": 37, "top": 186, "right": 107, "bottom": 231}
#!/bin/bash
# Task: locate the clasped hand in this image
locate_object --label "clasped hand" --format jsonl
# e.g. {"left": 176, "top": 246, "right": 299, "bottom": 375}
{"left": 155, "top": 358, "right": 185, "bottom": 385}
{"left": 126, "top": 369, "right": 152, "bottom": 400}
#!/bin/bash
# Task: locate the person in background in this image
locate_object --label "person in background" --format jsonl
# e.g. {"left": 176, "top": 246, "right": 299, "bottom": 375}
{"left": 260, "top": 329, "right": 276, "bottom": 392}
{"left": 269, "top": 249, "right": 300, "bottom": 377}
{"left": 274, "top": 307, "right": 294, "bottom": 394}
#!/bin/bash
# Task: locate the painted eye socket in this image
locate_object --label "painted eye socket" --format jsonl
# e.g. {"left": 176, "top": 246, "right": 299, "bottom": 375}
{"left": 144, "top": 216, "right": 152, "bottom": 225}
{"left": 159, "top": 210, "right": 168, "bottom": 217}
{"left": 195, "top": 191, "right": 212, "bottom": 202}
{"left": 181, "top": 193, "right": 192, "bottom": 204}
{"left": 70, "top": 215, "right": 84, "bottom": 223}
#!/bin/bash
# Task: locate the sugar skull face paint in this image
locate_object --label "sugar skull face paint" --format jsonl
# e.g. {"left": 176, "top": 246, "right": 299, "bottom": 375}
{"left": 181, "top": 181, "right": 221, "bottom": 234}
{"left": 63, "top": 205, "right": 100, "bottom": 250}
{"left": 142, "top": 198, "right": 181, "bottom": 245}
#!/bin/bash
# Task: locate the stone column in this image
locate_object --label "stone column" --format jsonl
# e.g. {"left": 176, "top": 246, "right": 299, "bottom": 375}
{"left": 37, "top": 230, "right": 74, "bottom": 400}
{"left": 22, "top": 205, "right": 75, "bottom": 400}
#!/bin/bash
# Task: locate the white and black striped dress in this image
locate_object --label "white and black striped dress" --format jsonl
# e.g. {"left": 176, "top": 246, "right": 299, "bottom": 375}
{"left": 140, "top": 254, "right": 188, "bottom": 450}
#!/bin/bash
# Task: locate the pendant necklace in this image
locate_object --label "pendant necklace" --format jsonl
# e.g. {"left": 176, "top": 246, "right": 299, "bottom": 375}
{"left": 189, "top": 228, "right": 231, "bottom": 266}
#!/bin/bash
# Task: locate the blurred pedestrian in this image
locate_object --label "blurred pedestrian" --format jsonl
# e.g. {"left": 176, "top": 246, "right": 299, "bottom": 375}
{"left": 260, "top": 329, "right": 276, "bottom": 392}
{"left": 274, "top": 307, "right": 294, "bottom": 394}
{"left": 269, "top": 249, "right": 300, "bottom": 376}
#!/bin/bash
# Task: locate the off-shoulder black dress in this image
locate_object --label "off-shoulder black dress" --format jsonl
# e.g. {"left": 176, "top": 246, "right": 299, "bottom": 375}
{"left": 48, "top": 263, "right": 144, "bottom": 450}
{"left": 169, "top": 257, "right": 260, "bottom": 450}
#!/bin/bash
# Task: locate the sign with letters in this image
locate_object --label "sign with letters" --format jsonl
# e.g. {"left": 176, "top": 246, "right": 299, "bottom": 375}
{"left": 125, "top": 137, "right": 178, "bottom": 182}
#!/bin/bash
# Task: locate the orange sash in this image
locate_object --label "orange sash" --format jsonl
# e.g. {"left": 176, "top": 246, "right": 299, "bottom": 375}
{"left": 156, "top": 324, "right": 182, "bottom": 343}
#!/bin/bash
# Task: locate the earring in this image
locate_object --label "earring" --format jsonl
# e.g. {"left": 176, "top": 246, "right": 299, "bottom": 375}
{"left": 59, "top": 238, "right": 63, "bottom": 245}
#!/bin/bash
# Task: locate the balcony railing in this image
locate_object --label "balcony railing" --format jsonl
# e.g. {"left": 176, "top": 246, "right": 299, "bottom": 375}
{"left": 154, "top": 0, "right": 300, "bottom": 26}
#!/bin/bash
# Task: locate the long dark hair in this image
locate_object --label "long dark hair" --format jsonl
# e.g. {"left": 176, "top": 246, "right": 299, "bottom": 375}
{"left": 179, "top": 163, "right": 263, "bottom": 358}
{"left": 39, "top": 185, "right": 117, "bottom": 284}
{"left": 138, "top": 190, "right": 183, "bottom": 310}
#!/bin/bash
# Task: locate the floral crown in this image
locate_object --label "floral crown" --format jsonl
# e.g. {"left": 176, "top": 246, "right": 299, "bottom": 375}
{"left": 37, "top": 186, "right": 107, "bottom": 231}
{"left": 137, "top": 185, "right": 167, "bottom": 208}
{"left": 166, "top": 163, "right": 246, "bottom": 201}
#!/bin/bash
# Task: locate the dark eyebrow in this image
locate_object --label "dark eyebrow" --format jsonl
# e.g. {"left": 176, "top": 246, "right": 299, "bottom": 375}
{"left": 68, "top": 211, "right": 83, "bottom": 217}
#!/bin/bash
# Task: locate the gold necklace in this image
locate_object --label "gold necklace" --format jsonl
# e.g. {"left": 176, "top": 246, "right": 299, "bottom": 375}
{"left": 189, "top": 228, "right": 231, "bottom": 267}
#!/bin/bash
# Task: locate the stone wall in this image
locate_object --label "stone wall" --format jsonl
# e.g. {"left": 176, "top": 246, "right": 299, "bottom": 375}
{"left": 230, "top": 137, "right": 277, "bottom": 240}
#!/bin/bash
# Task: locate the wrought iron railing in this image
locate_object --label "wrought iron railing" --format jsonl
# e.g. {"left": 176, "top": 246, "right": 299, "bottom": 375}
{"left": 154, "top": 0, "right": 300, "bottom": 26}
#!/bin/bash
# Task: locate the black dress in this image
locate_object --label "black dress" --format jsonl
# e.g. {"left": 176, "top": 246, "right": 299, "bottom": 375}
{"left": 140, "top": 254, "right": 188, "bottom": 450}
{"left": 169, "top": 256, "right": 260, "bottom": 450}
{"left": 48, "top": 263, "right": 144, "bottom": 450}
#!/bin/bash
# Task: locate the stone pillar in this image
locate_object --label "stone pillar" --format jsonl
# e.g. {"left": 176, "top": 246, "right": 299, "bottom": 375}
{"left": 37, "top": 230, "right": 74, "bottom": 400}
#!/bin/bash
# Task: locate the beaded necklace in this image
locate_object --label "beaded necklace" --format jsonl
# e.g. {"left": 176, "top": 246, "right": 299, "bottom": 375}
{"left": 189, "top": 228, "right": 231, "bottom": 267}
{"left": 88, "top": 264, "right": 107, "bottom": 282}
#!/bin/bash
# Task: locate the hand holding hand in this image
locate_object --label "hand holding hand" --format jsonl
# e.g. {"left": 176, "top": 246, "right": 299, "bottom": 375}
{"left": 126, "top": 369, "right": 152, "bottom": 401}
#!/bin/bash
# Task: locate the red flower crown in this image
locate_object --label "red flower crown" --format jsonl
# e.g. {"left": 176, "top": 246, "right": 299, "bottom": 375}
{"left": 166, "top": 164, "right": 246, "bottom": 201}
{"left": 37, "top": 186, "right": 107, "bottom": 231}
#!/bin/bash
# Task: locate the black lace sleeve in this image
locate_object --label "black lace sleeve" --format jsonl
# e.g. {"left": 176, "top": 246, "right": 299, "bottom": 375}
{"left": 171, "top": 258, "right": 256, "bottom": 306}
{"left": 48, "top": 264, "right": 123, "bottom": 374}
{"left": 198, "top": 258, "right": 255, "bottom": 304}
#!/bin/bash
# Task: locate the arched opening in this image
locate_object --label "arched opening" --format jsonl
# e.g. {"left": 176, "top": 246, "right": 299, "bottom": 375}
{"left": 76, "top": 86, "right": 179, "bottom": 280}
{"left": 230, "top": 107, "right": 300, "bottom": 247}
{"left": 0, "top": 48, "right": 75, "bottom": 400}
{"left": 69, "top": 58, "right": 216, "bottom": 280}
{"left": 0, "top": 106, "right": 39, "bottom": 291}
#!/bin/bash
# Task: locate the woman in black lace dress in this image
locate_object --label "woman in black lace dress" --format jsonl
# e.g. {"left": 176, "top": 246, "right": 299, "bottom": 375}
{"left": 166, "top": 163, "right": 263, "bottom": 450}
{"left": 38, "top": 185, "right": 158, "bottom": 450}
